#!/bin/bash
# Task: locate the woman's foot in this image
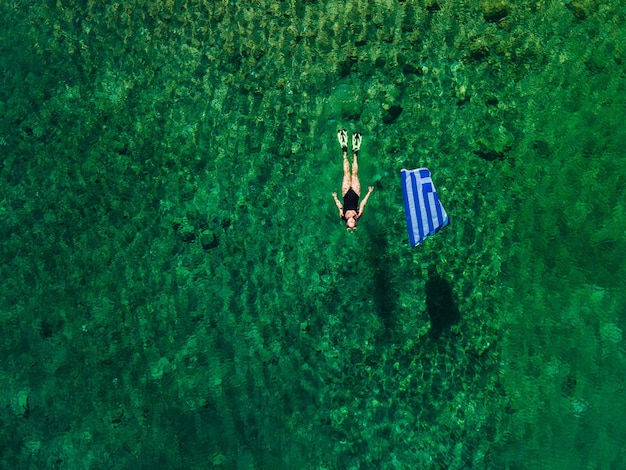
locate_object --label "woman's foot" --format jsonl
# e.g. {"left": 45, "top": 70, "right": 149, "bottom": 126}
{"left": 352, "top": 132, "right": 362, "bottom": 152}
{"left": 337, "top": 129, "right": 348, "bottom": 151}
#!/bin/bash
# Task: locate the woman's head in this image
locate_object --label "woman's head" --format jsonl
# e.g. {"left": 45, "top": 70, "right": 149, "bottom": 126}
{"left": 345, "top": 216, "right": 357, "bottom": 231}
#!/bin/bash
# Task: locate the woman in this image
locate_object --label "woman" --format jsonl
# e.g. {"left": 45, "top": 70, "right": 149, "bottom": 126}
{"left": 331, "top": 129, "right": 374, "bottom": 231}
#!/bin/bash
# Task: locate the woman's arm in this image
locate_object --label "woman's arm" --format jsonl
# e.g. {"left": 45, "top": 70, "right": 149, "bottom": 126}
{"left": 332, "top": 192, "right": 344, "bottom": 218}
{"left": 357, "top": 186, "right": 374, "bottom": 216}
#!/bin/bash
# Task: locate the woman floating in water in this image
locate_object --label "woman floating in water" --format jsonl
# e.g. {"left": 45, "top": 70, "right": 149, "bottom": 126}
{"left": 331, "top": 130, "right": 374, "bottom": 232}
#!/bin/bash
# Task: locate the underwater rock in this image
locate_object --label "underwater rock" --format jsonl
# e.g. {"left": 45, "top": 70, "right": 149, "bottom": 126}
{"left": 532, "top": 140, "right": 550, "bottom": 158}
{"left": 567, "top": 0, "right": 596, "bottom": 20}
{"left": 172, "top": 219, "right": 196, "bottom": 243}
{"left": 12, "top": 390, "right": 30, "bottom": 418}
{"left": 382, "top": 105, "right": 403, "bottom": 124}
{"left": 475, "top": 148, "right": 505, "bottom": 161}
{"left": 200, "top": 231, "right": 218, "bottom": 251}
{"left": 425, "top": 0, "right": 441, "bottom": 11}
{"left": 474, "top": 130, "right": 513, "bottom": 161}
{"left": 480, "top": 0, "right": 509, "bottom": 22}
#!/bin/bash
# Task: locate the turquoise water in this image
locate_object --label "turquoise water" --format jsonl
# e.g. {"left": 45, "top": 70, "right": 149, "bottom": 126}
{"left": 1, "top": 1, "right": 625, "bottom": 468}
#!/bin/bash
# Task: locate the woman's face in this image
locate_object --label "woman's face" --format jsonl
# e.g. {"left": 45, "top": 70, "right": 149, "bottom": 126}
{"left": 346, "top": 217, "right": 357, "bottom": 229}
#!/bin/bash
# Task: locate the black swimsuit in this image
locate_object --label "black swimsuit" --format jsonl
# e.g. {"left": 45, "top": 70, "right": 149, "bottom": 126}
{"left": 342, "top": 188, "right": 359, "bottom": 219}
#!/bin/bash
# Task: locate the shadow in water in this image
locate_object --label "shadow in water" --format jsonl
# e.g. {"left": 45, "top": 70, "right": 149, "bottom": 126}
{"left": 425, "top": 266, "right": 460, "bottom": 339}
{"left": 366, "top": 227, "right": 399, "bottom": 331}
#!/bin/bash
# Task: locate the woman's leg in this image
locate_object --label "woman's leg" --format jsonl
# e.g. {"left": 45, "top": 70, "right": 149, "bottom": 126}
{"left": 351, "top": 133, "right": 362, "bottom": 196}
{"left": 342, "top": 149, "right": 351, "bottom": 197}
{"left": 351, "top": 153, "right": 361, "bottom": 196}
{"left": 338, "top": 130, "right": 351, "bottom": 196}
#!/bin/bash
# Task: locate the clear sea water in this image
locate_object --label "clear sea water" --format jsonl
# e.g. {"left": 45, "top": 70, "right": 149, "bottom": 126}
{"left": 1, "top": 1, "right": 625, "bottom": 468}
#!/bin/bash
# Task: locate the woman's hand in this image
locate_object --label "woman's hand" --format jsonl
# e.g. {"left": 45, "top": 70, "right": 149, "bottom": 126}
{"left": 332, "top": 192, "right": 337, "bottom": 198}
{"left": 368, "top": 186, "right": 374, "bottom": 193}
